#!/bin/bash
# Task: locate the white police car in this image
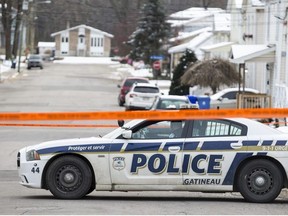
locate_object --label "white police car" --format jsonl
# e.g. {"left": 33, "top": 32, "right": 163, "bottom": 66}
{"left": 17, "top": 117, "right": 288, "bottom": 202}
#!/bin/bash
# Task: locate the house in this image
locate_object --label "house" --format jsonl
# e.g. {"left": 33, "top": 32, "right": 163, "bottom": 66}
{"left": 50, "top": 24, "right": 114, "bottom": 57}
{"left": 227, "top": 0, "right": 288, "bottom": 108}
{"left": 167, "top": 7, "right": 231, "bottom": 71}
{"left": 37, "top": 42, "right": 55, "bottom": 60}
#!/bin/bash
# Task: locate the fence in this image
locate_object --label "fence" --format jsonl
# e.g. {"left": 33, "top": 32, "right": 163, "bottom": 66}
{"left": 237, "top": 93, "right": 271, "bottom": 109}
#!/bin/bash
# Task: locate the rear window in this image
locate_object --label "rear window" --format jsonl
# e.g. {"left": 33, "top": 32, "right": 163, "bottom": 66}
{"left": 134, "top": 86, "right": 159, "bottom": 93}
{"left": 29, "top": 55, "right": 41, "bottom": 60}
{"left": 124, "top": 79, "right": 149, "bottom": 87}
{"left": 157, "top": 99, "right": 188, "bottom": 109}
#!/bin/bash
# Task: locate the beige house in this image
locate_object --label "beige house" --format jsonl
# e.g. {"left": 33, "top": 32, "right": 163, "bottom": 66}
{"left": 51, "top": 24, "right": 113, "bottom": 57}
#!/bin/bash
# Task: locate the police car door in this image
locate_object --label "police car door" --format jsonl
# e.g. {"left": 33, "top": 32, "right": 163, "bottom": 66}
{"left": 110, "top": 120, "right": 188, "bottom": 189}
{"left": 182, "top": 119, "right": 248, "bottom": 190}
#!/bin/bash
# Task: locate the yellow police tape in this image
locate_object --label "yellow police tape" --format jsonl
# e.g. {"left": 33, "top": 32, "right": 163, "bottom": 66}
{"left": 0, "top": 108, "right": 288, "bottom": 122}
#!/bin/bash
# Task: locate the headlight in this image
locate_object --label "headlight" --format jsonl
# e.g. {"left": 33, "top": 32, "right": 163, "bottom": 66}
{"left": 26, "top": 150, "right": 40, "bottom": 161}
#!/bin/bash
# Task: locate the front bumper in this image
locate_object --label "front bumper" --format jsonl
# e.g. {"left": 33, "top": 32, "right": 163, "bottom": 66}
{"left": 17, "top": 148, "right": 47, "bottom": 189}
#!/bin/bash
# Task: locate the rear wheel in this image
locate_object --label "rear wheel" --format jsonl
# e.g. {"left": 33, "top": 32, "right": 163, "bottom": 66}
{"left": 237, "top": 159, "right": 283, "bottom": 203}
{"left": 118, "top": 96, "right": 124, "bottom": 106}
{"left": 46, "top": 155, "right": 92, "bottom": 199}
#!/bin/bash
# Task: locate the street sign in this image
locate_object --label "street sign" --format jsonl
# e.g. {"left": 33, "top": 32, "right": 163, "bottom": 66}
{"left": 22, "top": 0, "right": 29, "bottom": 10}
{"left": 153, "top": 61, "right": 161, "bottom": 70}
{"left": 150, "top": 55, "right": 164, "bottom": 60}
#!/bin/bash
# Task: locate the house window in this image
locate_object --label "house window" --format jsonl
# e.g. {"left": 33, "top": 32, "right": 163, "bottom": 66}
{"left": 62, "top": 37, "right": 64, "bottom": 42}
{"left": 100, "top": 38, "right": 103, "bottom": 46}
{"left": 66, "top": 37, "right": 68, "bottom": 43}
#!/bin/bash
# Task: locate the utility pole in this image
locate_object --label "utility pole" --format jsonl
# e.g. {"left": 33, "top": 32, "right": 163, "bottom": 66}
{"left": 26, "top": 0, "right": 51, "bottom": 54}
{"left": 17, "top": 0, "right": 29, "bottom": 73}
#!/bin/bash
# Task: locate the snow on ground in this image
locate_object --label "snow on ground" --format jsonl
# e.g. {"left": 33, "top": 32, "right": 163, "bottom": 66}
{"left": 0, "top": 56, "right": 171, "bottom": 93}
{"left": 53, "top": 56, "right": 172, "bottom": 94}
{"left": 53, "top": 56, "right": 119, "bottom": 64}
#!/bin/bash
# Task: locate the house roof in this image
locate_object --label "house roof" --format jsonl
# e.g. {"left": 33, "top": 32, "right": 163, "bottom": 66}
{"left": 230, "top": 44, "right": 276, "bottom": 64}
{"left": 214, "top": 13, "right": 231, "bottom": 31}
{"left": 169, "top": 27, "right": 212, "bottom": 43}
{"left": 201, "top": 42, "right": 236, "bottom": 53}
{"left": 168, "top": 31, "right": 213, "bottom": 54}
{"left": 38, "top": 42, "right": 55, "bottom": 47}
{"left": 50, "top": 24, "right": 114, "bottom": 38}
{"left": 169, "top": 7, "right": 224, "bottom": 20}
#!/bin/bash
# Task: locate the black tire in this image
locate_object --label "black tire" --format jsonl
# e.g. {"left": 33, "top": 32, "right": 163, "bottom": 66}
{"left": 46, "top": 155, "right": 92, "bottom": 199}
{"left": 237, "top": 159, "right": 283, "bottom": 203}
{"left": 118, "top": 97, "right": 124, "bottom": 106}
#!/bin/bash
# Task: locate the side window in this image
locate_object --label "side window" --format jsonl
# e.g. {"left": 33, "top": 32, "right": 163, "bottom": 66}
{"left": 131, "top": 120, "right": 185, "bottom": 139}
{"left": 222, "top": 91, "right": 237, "bottom": 99}
{"left": 192, "top": 120, "right": 245, "bottom": 137}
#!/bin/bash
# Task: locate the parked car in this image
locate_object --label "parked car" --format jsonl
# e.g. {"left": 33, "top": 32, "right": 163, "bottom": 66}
{"left": 117, "top": 77, "right": 149, "bottom": 106}
{"left": 17, "top": 116, "right": 288, "bottom": 202}
{"left": 27, "top": 54, "right": 43, "bottom": 70}
{"left": 150, "top": 95, "right": 190, "bottom": 110}
{"left": 125, "top": 83, "right": 161, "bottom": 110}
{"left": 210, "top": 87, "right": 259, "bottom": 109}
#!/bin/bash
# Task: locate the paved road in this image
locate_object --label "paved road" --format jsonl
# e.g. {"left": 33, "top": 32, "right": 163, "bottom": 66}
{"left": 1, "top": 62, "right": 288, "bottom": 215}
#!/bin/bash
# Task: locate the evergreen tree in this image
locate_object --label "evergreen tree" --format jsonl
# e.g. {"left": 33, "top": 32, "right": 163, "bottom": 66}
{"left": 126, "top": 0, "right": 170, "bottom": 64}
{"left": 169, "top": 49, "right": 198, "bottom": 95}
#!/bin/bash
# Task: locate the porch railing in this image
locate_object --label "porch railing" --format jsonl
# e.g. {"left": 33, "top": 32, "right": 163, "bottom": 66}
{"left": 237, "top": 93, "right": 271, "bottom": 109}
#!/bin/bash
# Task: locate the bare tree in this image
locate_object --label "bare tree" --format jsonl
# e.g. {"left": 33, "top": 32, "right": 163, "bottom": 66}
{"left": 0, "top": 0, "right": 22, "bottom": 60}
{"left": 181, "top": 58, "right": 241, "bottom": 94}
{"left": 12, "top": 0, "right": 23, "bottom": 58}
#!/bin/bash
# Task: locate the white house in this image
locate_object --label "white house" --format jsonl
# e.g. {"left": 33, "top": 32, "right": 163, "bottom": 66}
{"left": 227, "top": 0, "right": 288, "bottom": 108}
{"left": 167, "top": 7, "right": 231, "bottom": 70}
{"left": 37, "top": 42, "right": 55, "bottom": 59}
{"left": 51, "top": 24, "right": 114, "bottom": 57}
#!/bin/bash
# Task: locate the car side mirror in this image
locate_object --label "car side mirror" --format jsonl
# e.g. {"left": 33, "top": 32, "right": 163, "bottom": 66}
{"left": 122, "top": 130, "right": 132, "bottom": 139}
{"left": 218, "top": 97, "right": 223, "bottom": 102}
{"left": 118, "top": 120, "right": 125, "bottom": 127}
{"left": 117, "top": 84, "right": 121, "bottom": 88}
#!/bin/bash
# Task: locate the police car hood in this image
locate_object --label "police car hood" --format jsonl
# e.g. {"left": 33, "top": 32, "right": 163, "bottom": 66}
{"left": 27, "top": 136, "right": 113, "bottom": 152}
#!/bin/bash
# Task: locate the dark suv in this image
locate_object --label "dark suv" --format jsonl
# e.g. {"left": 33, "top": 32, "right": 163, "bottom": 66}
{"left": 117, "top": 77, "right": 149, "bottom": 106}
{"left": 27, "top": 55, "right": 43, "bottom": 69}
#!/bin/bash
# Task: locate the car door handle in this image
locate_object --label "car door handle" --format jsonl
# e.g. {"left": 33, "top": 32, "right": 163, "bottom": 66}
{"left": 168, "top": 146, "right": 181, "bottom": 153}
{"left": 230, "top": 142, "right": 243, "bottom": 149}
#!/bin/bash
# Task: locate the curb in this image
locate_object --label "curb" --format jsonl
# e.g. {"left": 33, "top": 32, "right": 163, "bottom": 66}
{"left": 0, "top": 69, "right": 21, "bottom": 83}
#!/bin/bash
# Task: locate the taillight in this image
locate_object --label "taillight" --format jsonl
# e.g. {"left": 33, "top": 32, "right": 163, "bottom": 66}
{"left": 130, "top": 94, "right": 137, "bottom": 98}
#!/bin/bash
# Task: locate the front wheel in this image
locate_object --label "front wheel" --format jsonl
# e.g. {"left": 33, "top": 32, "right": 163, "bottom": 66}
{"left": 237, "top": 159, "right": 283, "bottom": 203}
{"left": 46, "top": 155, "right": 92, "bottom": 199}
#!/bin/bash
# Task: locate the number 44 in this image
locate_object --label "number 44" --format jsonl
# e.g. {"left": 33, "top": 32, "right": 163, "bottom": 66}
{"left": 31, "top": 167, "right": 40, "bottom": 173}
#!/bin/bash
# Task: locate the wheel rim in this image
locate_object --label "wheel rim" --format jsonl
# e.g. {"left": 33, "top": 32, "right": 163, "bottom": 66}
{"left": 246, "top": 168, "right": 273, "bottom": 195}
{"left": 56, "top": 165, "right": 82, "bottom": 192}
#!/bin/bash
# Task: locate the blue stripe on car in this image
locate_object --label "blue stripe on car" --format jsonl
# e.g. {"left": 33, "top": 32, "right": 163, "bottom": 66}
{"left": 222, "top": 152, "right": 254, "bottom": 185}
{"left": 183, "top": 142, "right": 199, "bottom": 151}
{"left": 201, "top": 141, "right": 235, "bottom": 150}
{"left": 37, "top": 143, "right": 112, "bottom": 154}
{"left": 125, "top": 142, "right": 162, "bottom": 152}
{"left": 261, "top": 140, "right": 273, "bottom": 146}
{"left": 242, "top": 140, "right": 259, "bottom": 146}
{"left": 275, "top": 140, "right": 287, "bottom": 146}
